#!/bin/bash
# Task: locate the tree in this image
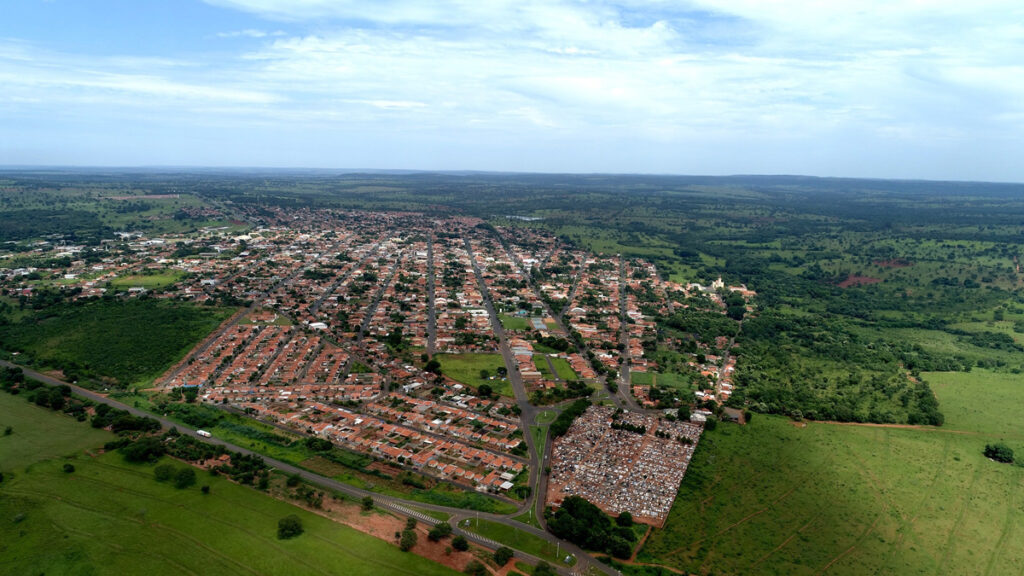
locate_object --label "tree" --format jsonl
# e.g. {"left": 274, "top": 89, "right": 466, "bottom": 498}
{"left": 49, "top": 388, "right": 67, "bottom": 410}
{"left": 428, "top": 522, "right": 453, "bottom": 541}
{"left": 286, "top": 473, "right": 302, "bottom": 487}
{"left": 477, "top": 383, "right": 493, "bottom": 398}
{"left": 154, "top": 464, "right": 176, "bottom": 482}
{"left": 494, "top": 546, "right": 514, "bottom": 566}
{"left": 121, "top": 436, "right": 166, "bottom": 463}
{"left": 277, "top": 515, "right": 304, "bottom": 539}
{"left": 615, "top": 511, "right": 633, "bottom": 527}
{"left": 62, "top": 463, "right": 75, "bottom": 473}
{"left": 400, "top": 529, "right": 418, "bottom": 551}
{"left": 479, "top": 369, "right": 490, "bottom": 379}
{"left": 174, "top": 467, "right": 197, "bottom": 489}
{"left": 425, "top": 359, "right": 442, "bottom": 374}
{"left": 201, "top": 485, "right": 210, "bottom": 494}
{"left": 451, "top": 535, "right": 469, "bottom": 551}
{"left": 463, "top": 560, "right": 487, "bottom": 576}
{"left": 984, "top": 443, "right": 1015, "bottom": 463}
{"left": 405, "top": 517, "right": 417, "bottom": 531}
{"left": 361, "top": 495, "right": 374, "bottom": 511}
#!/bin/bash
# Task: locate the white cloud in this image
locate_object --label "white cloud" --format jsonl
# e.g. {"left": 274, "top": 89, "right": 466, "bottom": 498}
{"left": 4, "top": 1, "right": 1024, "bottom": 177}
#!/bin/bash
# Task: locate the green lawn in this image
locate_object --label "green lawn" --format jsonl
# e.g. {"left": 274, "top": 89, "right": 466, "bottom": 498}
{"left": 109, "top": 270, "right": 187, "bottom": 291}
{"left": 0, "top": 392, "right": 111, "bottom": 469}
{"left": 638, "top": 381, "right": 1024, "bottom": 576}
{"left": 533, "top": 357, "right": 554, "bottom": 378}
{"left": 436, "top": 353, "right": 512, "bottom": 397}
{"left": 536, "top": 410, "right": 558, "bottom": 425}
{"left": 529, "top": 425, "right": 547, "bottom": 455}
{"left": 462, "top": 519, "right": 575, "bottom": 566}
{"left": 0, "top": 393, "right": 460, "bottom": 576}
{"left": 500, "top": 314, "right": 532, "bottom": 331}
{"left": 549, "top": 357, "right": 577, "bottom": 381}
{"left": 925, "top": 370, "right": 1024, "bottom": 439}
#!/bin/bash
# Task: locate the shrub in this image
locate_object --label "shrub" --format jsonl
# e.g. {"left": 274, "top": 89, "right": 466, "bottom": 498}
{"left": 154, "top": 464, "right": 176, "bottom": 482}
{"left": 451, "top": 535, "right": 469, "bottom": 551}
{"left": 120, "top": 437, "right": 166, "bottom": 463}
{"left": 400, "top": 529, "right": 418, "bottom": 551}
{"left": 62, "top": 463, "right": 75, "bottom": 473}
{"left": 428, "top": 522, "right": 453, "bottom": 542}
{"left": 985, "top": 443, "right": 1015, "bottom": 463}
{"left": 174, "top": 467, "right": 197, "bottom": 489}
{"left": 277, "top": 515, "right": 304, "bottom": 539}
{"left": 361, "top": 496, "right": 374, "bottom": 511}
{"left": 463, "top": 560, "right": 487, "bottom": 576}
{"left": 494, "top": 546, "right": 514, "bottom": 566}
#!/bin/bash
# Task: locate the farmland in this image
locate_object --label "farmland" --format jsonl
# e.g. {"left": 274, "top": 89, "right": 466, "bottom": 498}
{"left": 0, "top": 391, "right": 460, "bottom": 576}
{"left": 636, "top": 370, "right": 1024, "bottom": 576}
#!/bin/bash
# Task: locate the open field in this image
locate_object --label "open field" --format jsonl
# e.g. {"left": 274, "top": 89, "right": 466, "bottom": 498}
{"left": 109, "top": 270, "right": 188, "bottom": 291}
{"left": 463, "top": 518, "right": 576, "bottom": 566}
{"left": 0, "top": 299, "right": 234, "bottom": 387}
{"left": 500, "top": 314, "right": 532, "bottom": 331}
{"left": 0, "top": 392, "right": 111, "bottom": 469}
{"left": 0, "top": 393, "right": 460, "bottom": 576}
{"left": 925, "top": 370, "right": 1024, "bottom": 441}
{"left": 435, "top": 353, "right": 512, "bottom": 397}
{"left": 637, "top": 371, "right": 1024, "bottom": 575}
{"left": 549, "top": 357, "right": 577, "bottom": 381}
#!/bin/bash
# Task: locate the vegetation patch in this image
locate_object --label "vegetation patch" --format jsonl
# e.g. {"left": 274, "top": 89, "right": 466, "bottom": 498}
{"left": 0, "top": 298, "right": 233, "bottom": 387}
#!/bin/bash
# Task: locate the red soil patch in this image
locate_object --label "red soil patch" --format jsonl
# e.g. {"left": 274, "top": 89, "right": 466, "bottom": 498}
{"left": 285, "top": 494, "right": 483, "bottom": 573}
{"left": 837, "top": 275, "right": 882, "bottom": 288}
{"left": 873, "top": 259, "right": 912, "bottom": 268}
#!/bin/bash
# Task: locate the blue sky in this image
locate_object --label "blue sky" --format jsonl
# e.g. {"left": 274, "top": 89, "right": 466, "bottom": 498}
{"left": 2, "top": 0, "right": 1023, "bottom": 181}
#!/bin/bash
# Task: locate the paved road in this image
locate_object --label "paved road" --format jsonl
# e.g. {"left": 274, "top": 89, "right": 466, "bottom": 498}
{"left": 461, "top": 237, "right": 549, "bottom": 522}
{"left": 2, "top": 360, "right": 615, "bottom": 576}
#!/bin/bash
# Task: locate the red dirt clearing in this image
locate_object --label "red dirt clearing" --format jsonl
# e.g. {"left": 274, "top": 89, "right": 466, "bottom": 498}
{"left": 838, "top": 275, "right": 882, "bottom": 288}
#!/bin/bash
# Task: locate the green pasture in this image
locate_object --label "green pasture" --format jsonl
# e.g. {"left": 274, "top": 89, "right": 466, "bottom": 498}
{"left": 436, "top": 353, "right": 513, "bottom": 397}
{"left": 0, "top": 392, "right": 459, "bottom": 576}
{"left": 638, "top": 370, "right": 1024, "bottom": 575}
{"left": 500, "top": 314, "right": 532, "bottom": 331}
{"left": 109, "top": 269, "right": 187, "bottom": 291}
{"left": 463, "top": 519, "right": 575, "bottom": 566}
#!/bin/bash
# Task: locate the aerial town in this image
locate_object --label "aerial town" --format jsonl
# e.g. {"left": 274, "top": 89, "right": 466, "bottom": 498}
{"left": 1, "top": 205, "right": 753, "bottom": 519}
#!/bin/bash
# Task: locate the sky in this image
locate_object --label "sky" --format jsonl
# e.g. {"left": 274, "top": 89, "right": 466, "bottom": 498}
{"left": 1, "top": 1, "right": 1023, "bottom": 181}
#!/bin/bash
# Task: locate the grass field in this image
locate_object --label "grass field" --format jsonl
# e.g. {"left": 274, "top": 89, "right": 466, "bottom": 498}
{"left": 0, "top": 393, "right": 460, "bottom": 576}
{"left": 500, "top": 314, "right": 532, "bottom": 331}
{"left": 0, "top": 299, "right": 234, "bottom": 387}
{"left": 0, "top": 393, "right": 111, "bottom": 469}
{"left": 436, "top": 353, "right": 512, "bottom": 397}
{"left": 109, "top": 270, "right": 187, "bottom": 291}
{"left": 536, "top": 410, "right": 558, "bottom": 425}
{"left": 636, "top": 371, "right": 1024, "bottom": 576}
{"left": 549, "top": 357, "right": 577, "bottom": 381}
{"left": 462, "top": 518, "right": 575, "bottom": 566}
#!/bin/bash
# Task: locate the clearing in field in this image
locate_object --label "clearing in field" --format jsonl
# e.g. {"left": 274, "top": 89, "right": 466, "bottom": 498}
{"left": 499, "top": 314, "right": 531, "bottom": 331}
{"left": 109, "top": 269, "right": 187, "bottom": 291}
{"left": 637, "top": 371, "right": 1024, "bottom": 576}
{"left": 0, "top": 393, "right": 460, "bottom": 576}
{"left": 435, "top": 353, "right": 512, "bottom": 397}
